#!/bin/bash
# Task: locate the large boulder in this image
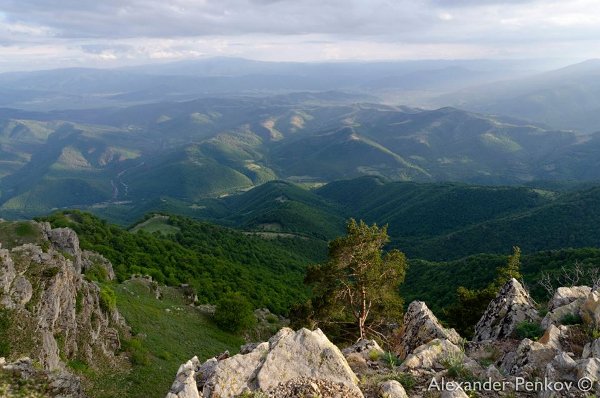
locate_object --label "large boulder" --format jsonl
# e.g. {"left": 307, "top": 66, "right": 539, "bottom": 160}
{"left": 548, "top": 286, "right": 592, "bottom": 311}
{"left": 378, "top": 380, "right": 408, "bottom": 398}
{"left": 395, "top": 301, "right": 461, "bottom": 360}
{"left": 171, "top": 328, "right": 363, "bottom": 398}
{"left": 474, "top": 279, "right": 539, "bottom": 342}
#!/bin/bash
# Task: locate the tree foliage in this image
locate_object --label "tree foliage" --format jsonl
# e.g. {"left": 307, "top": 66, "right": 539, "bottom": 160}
{"left": 445, "top": 246, "right": 522, "bottom": 337}
{"left": 305, "top": 219, "right": 407, "bottom": 341}
{"left": 213, "top": 292, "right": 256, "bottom": 333}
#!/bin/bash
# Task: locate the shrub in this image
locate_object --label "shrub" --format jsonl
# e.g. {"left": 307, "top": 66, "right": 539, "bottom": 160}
{"left": 560, "top": 313, "right": 583, "bottom": 325}
{"left": 368, "top": 349, "right": 381, "bottom": 361}
{"left": 85, "top": 264, "right": 109, "bottom": 283}
{"left": 514, "top": 321, "right": 544, "bottom": 340}
{"left": 213, "top": 292, "right": 256, "bottom": 333}
{"left": 383, "top": 351, "right": 402, "bottom": 367}
{"left": 99, "top": 286, "right": 117, "bottom": 313}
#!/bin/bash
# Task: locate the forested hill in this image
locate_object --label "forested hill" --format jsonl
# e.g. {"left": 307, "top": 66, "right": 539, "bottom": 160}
{"left": 156, "top": 177, "right": 600, "bottom": 261}
{"left": 38, "top": 211, "right": 326, "bottom": 313}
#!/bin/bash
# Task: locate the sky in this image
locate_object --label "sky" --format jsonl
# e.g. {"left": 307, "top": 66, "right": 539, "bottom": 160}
{"left": 0, "top": 0, "right": 599, "bottom": 71}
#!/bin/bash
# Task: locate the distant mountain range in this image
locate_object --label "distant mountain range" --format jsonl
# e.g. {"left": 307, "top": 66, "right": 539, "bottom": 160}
{"left": 3, "top": 93, "right": 600, "bottom": 219}
{"left": 437, "top": 59, "right": 600, "bottom": 133}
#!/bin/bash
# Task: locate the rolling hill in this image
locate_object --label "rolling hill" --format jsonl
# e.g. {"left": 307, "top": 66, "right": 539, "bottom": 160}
{"left": 4, "top": 94, "right": 600, "bottom": 219}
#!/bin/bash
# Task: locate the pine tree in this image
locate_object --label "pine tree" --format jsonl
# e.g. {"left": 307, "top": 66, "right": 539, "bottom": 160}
{"left": 306, "top": 219, "right": 407, "bottom": 341}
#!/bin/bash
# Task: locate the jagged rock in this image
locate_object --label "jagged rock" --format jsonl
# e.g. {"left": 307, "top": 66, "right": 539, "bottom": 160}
{"left": 42, "top": 223, "right": 83, "bottom": 273}
{"left": 582, "top": 339, "right": 600, "bottom": 359}
{"left": 342, "top": 339, "right": 384, "bottom": 361}
{"left": 378, "top": 380, "right": 408, "bottom": 398}
{"left": 166, "top": 356, "right": 202, "bottom": 398}
{"left": 538, "top": 324, "right": 563, "bottom": 350}
{"left": 203, "top": 342, "right": 269, "bottom": 397}
{"left": 401, "top": 339, "right": 461, "bottom": 371}
{"left": 541, "top": 299, "right": 585, "bottom": 329}
{"left": 581, "top": 291, "right": 600, "bottom": 326}
{"left": 0, "top": 222, "right": 122, "bottom": 371}
{"left": 576, "top": 357, "right": 600, "bottom": 380}
{"left": 549, "top": 286, "right": 592, "bottom": 311}
{"left": 474, "top": 279, "right": 539, "bottom": 342}
{"left": 175, "top": 328, "right": 363, "bottom": 398}
{"left": 1, "top": 357, "right": 85, "bottom": 398}
{"left": 500, "top": 338, "right": 557, "bottom": 377}
{"left": 396, "top": 301, "right": 461, "bottom": 360}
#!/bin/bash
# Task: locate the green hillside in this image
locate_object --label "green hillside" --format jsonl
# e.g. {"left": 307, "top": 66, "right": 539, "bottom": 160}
{"left": 39, "top": 211, "right": 325, "bottom": 313}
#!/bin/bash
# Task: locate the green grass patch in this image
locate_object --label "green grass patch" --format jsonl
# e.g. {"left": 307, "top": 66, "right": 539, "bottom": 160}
{"left": 87, "top": 279, "right": 243, "bottom": 398}
{"left": 130, "top": 215, "right": 180, "bottom": 236}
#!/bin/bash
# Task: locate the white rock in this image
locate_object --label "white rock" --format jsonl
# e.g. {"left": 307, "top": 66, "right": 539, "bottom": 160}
{"left": 166, "top": 357, "right": 202, "bottom": 398}
{"left": 396, "top": 301, "right": 461, "bottom": 360}
{"left": 378, "top": 380, "right": 408, "bottom": 398}
{"left": 548, "top": 286, "right": 591, "bottom": 311}
{"left": 474, "top": 279, "right": 539, "bottom": 342}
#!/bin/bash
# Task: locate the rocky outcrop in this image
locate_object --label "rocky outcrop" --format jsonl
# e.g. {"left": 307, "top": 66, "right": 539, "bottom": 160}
{"left": 0, "top": 357, "right": 84, "bottom": 398}
{"left": 474, "top": 279, "right": 539, "bottom": 342}
{"left": 0, "top": 221, "right": 122, "bottom": 371}
{"left": 167, "top": 328, "right": 363, "bottom": 398}
{"left": 395, "top": 301, "right": 461, "bottom": 360}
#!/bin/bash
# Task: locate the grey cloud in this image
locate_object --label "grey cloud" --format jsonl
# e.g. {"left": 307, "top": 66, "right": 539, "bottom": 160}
{"left": 1, "top": 0, "right": 434, "bottom": 39}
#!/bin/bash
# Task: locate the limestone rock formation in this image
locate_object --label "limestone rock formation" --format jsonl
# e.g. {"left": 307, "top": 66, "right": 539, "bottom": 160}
{"left": 474, "top": 279, "right": 539, "bottom": 342}
{"left": 168, "top": 328, "right": 363, "bottom": 398}
{"left": 395, "top": 301, "right": 461, "bottom": 360}
{"left": 0, "top": 221, "right": 122, "bottom": 371}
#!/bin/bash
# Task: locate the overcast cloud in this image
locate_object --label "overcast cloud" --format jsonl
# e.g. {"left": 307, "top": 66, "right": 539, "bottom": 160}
{"left": 0, "top": 0, "right": 599, "bottom": 71}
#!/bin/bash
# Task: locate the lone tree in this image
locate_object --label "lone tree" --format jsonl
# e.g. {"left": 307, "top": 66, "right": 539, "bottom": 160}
{"left": 306, "top": 219, "right": 407, "bottom": 341}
